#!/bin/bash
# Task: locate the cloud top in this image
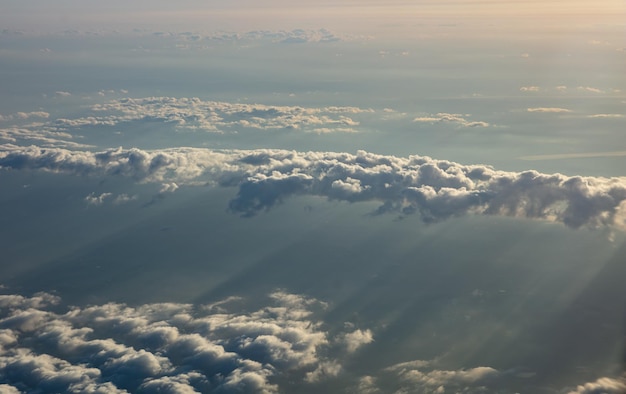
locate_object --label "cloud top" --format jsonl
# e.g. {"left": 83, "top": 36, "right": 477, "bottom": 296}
{"left": 0, "top": 290, "right": 370, "bottom": 393}
{"left": 1, "top": 144, "right": 626, "bottom": 229}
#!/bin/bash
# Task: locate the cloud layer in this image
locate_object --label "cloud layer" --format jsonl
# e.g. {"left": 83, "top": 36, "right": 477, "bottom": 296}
{"left": 86, "top": 97, "right": 369, "bottom": 134}
{"left": 1, "top": 144, "right": 626, "bottom": 228}
{"left": 0, "top": 291, "right": 371, "bottom": 393}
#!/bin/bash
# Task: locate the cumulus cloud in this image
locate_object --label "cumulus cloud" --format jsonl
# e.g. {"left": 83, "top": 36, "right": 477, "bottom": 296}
{"left": 358, "top": 358, "right": 500, "bottom": 393}
{"left": 84, "top": 192, "right": 137, "bottom": 206}
{"left": 567, "top": 377, "right": 626, "bottom": 394}
{"left": 0, "top": 127, "right": 92, "bottom": 149}
{"left": 413, "top": 113, "right": 489, "bottom": 128}
{"left": 0, "top": 112, "right": 50, "bottom": 122}
{"left": 2, "top": 145, "right": 626, "bottom": 228}
{"left": 0, "top": 97, "right": 372, "bottom": 145}
{"left": 83, "top": 97, "right": 371, "bottom": 133}
{"left": 337, "top": 329, "right": 373, "bottom": 353}
{"left": 84, "top": 192, "right": 113, "bottom": 206}
{"left": 0, "top": 290, "right": 367, "bottom": 393}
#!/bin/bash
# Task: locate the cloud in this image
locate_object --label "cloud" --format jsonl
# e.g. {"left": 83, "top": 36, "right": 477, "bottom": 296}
{"left": 413, "top": 113, "right": 490, "bottom": 128}
{"left": 363, "top": 358, "right": 500, "bottom": 393}
{"left": 55, "top": 91, "right": 72, "bottom": 97}
{"left": 84, "top": 192, "right": 137, "bottom": 206}
{"left": 527, "top": 107, "right": 572, "bottom": 113}
{"left": 84, "top": 97, "right": 371, "bottom": 133}
{"left": 577, "top": 86, "right": 603, "bottom": 94}
{"left": 519, "top": 151, "right": 626, "bottom": 161}
{"left": 0, "top": 127, "right": 92, "bottom": 149}
{"left": 587, "top": 114, "right": 624, "bottom": 119}
{"left": 0, "top": 112, "right": 50, "bottom": 122}
{"left": 0, "top": 290, "right": 367, "bottom": 393}
{"left": 2, "top": 145, "right": 626, "bottom": 229}
{"left": 567, "top": 377, "right": 626, "bottom": 394}
{"left": 337, "top": 329, "right": 373, "bottom": 353}
{"left": 84, "top": 192, "right": 113, "bottom": 206}
{"left": 152, "top": 28, "right": 350, "bottom": 45}
{"left": 519, "top": 86, "right": 540, "bottom": 92}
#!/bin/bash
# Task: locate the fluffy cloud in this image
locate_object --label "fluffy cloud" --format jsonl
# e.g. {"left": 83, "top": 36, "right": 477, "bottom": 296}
{"left": 0, "top": 127, "right": 92, "bottom": 149}
{"left": 0, "top": 112, "right": 50, "bottom": 122}
{"left": 413, "top": 113, "right": 489, "bottom": 128}
{"left": 84, "top": 97, "right": 371, "bottom": 133}
{"left": 2, "top": 144, "right": 626, "bottom": 228}
{"left": 0, "top": 290, "right": 366, "bottom": 393}
{"left": 355, "top": 358, "right": 501, "bottom": 393}
{"left": 0, "top": 97, "right": 373, "bottom": 148}
{"left": 567, "top": 377, "right": 626, "bottom": 394}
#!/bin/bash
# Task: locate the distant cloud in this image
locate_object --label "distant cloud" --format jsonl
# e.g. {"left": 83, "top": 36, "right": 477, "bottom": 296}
{"left": 2, "top": 145, "right": 626, "bottom": 229}
{"left": 84, "top": 192, "right": 113, "bottom": 206}
{"left": 587, "top": 114, "right": 624, "bottom": 119}
{"left": 85, "top": 97, "right": 371, "bottom": 133}
{"left": 338, "top": 329, "right": 373, "bottom": 353}
{"left": 358, "top": 358, "right": 500, "bottom": 393}
{"left": 577, "top": 86, "right": 603, "bottom": 94}
{"left": 155, "top": 28, "right": 350, "bottom": 45}
{"left": 566, "top": 377, "right": 626, "bottom": 394}
{"left": 527, "top": 107, "right": 572, "bottom": 113}
{"left": 0, "top": 127, "right": 92, "bottom": 149}
{"left": 413, "top": 113, "right": 490, "bottom": 128}
{"left": 519, "top": 150, "right": 626, "bottom": 161}
{"left": 0, "top": 112, "right": 49, "bottom": 122}
{"left": 0, "top": 290, "right": 368, "bottom": 393}
{"left": 85, "top": 192, "right": 137, "bottom": 206}
{"left": 519, "top": 86, "right": 540, "bottom": 92}
{"left": 54, "top": 91, "right": 71, "bottom": 97}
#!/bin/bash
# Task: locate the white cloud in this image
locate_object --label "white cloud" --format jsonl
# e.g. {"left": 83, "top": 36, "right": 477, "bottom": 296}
{"left": 577, "top": 86, "right": 603, "bottom": 94}
{"left": 0, "top": 127, "right": 92, "bottom": 149}
{"left": 84, "top": 97, "right": 371, "bottom": 133}
{"left": 527, "top": 107, "right": 572, "bottom": 113}
{"left": 567, "top": 377, "right": 626, "bottom": 394}
{"left": 413, "top": 113, "right": 489, "bottom": 128}
{"left": 519, "top": 86, "right": 540, "bottom": 92}
{"left": 112, "top": 194, "right": 138, "bottom": 205}
{"left": 363, "top": 358, "right": 500, "bottom": 393}
{"left": 0, "top": 112, "right": 50, "bottom": 122}
{"left": 337, "top": 329, "right": 374, "bottom": 353}
{"left": 587, "top": 114, "right": 624, "bottom": 119}
{"left": 159, "top": 182, "right": 179, "bottom": 193}
{"left": 84, "top": 192, "right": 113, "bottom": 206}
{"left": 2, "top": 145, "right": 626, "bottom": 229}
{"left": 55, "top": 91, "right": 72, "bottom": 97}
{"left": 0, "top": 290, "right": 369, "bottom": 393}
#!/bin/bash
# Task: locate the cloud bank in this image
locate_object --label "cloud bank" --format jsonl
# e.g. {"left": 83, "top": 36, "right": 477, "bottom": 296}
{"left": 413, "top": 113, "right": 490, "bottom": 128}
{"left": 1, "top": 145, "right": 626, "bottom": 228}
{"left": 0, "top": 291, "right": 371, "bottom": 393}
{"left": 86, "top": 97, "right": 370, "bottom": 133}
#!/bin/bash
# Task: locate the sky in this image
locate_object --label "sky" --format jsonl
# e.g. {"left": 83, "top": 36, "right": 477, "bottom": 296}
{"left": 1, "top": 1, "right": 626, "bottom": 393}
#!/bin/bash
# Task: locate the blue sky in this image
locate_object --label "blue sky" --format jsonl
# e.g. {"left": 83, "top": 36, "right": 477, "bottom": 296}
{"left": 1, "top": 2, "right": 625, "bottom": 393}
